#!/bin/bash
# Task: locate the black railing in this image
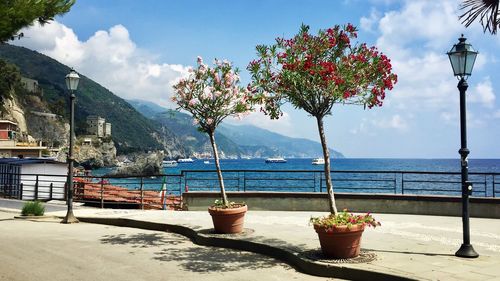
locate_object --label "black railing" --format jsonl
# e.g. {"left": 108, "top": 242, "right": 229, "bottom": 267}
{"left": 1, "top": 170, "right": 499, "bottom": 208}
{"left": 181, "top": 170, "right": 500, "bottom": 198}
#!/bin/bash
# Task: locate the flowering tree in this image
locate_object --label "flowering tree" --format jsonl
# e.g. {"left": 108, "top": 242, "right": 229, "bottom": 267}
{"left": 248, "top": 24, "right": 397, "bottom": 215}
{"left": 173, "top": 57, "right": 254, "bottom": 207}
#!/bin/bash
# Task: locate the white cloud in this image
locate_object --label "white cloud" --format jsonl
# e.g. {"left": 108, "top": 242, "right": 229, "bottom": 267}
{"left": 469, "top": 77, "right": 495, "bottom": 108}
{"left": 228, "top": 110, "right": 295, "bottom": 137}
{"left": 373, "top": 114, "right": 408, "bottom": 130}
{"left": 13, "top": 21, "right": 190, "bottom": 107}
{"left": 494, "top": 110, "right": 500, "bottom": 119}
{"left": 367, "top": 0, "right": 496, "bottom": 112}
{"left": 360, "top": 9, "right": 380, "bottom": 33}
{"left": 349, "top": 114, "right": 408, "bottom": 136}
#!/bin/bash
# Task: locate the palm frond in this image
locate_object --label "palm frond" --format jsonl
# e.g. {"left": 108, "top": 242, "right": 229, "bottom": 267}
{"left": 459, "top": 0, "right": 499, "bottom": 34}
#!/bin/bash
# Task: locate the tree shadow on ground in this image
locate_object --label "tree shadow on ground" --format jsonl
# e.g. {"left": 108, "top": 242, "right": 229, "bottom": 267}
{"left": 100, "top": 232, "right": 185, "bottom": 248}
{"left": 246, "top": 235, "right": 310, "bottom": 252}
{"left": 153, "top": 246, "right": 288, "bottom": 273}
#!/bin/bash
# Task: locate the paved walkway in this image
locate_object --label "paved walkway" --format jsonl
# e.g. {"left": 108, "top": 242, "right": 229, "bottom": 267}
{"left": 2, "top": 204, "right": 500, "bottom": 280}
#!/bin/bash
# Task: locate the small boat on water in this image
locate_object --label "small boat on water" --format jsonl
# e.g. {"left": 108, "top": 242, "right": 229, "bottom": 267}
{"left": 177, "top": 158, "right": 194, "bottom": 163}
{"left": 203, "top": 160, "right": 210, "bottom": 164}
{"left": 265, "top": 157, "right": 287, "bottom": 163}
{"left": 162, "top": 160, "right": 178, "bottom": 167}
{"left": 312, "top": 158, "right": 325, "bottom": 165}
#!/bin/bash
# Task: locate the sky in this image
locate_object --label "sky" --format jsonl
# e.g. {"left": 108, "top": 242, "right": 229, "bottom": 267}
{"left": 12, "top": 0, "right": 500, "bottom": 158}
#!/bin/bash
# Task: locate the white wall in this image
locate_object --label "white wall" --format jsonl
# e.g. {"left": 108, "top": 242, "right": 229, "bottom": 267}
{"left": 20, "top": 163, "right": 68, "bottom": 200}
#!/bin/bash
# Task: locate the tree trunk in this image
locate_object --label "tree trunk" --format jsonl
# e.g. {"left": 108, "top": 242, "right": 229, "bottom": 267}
{"left": 208, "top": 130, "right": 229, "bottom": 207}
{"left": 316, "top": 116, "right": 338, "bottom": 215}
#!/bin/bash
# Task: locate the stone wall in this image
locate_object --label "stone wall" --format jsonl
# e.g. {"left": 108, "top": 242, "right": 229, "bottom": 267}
{"left": 182, "top": 192, "right": 500, "bottom": 218}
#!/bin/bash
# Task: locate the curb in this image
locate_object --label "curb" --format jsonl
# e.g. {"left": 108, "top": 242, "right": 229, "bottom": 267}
{"left": 14, "top": 215, "right": 60, "bottom": 220}
{"left": 77, "top": 216, "right": 415, "bottom": 281}
{"left": 0, "top": 207, "right": 20, "bottom": 214}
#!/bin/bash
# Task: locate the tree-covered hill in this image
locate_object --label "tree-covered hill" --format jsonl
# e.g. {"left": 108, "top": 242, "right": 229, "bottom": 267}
{"left": 128, "top": 99, "right": 344, "bottom": 158}
{"left": 0, "top": 44, "right": 185, "bottom": 155}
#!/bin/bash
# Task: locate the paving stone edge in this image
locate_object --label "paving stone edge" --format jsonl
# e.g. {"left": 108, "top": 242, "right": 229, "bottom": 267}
{"left": 75, "top": 216, "right": 417, "bottom": 281}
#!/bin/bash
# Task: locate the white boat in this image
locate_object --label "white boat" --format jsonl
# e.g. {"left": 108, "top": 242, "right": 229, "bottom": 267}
{"left": 162, "top": 160, "right": 178, "bottom": 167}
{"left": 265, "top": 157, "right": 287, "bottom": 163}
{"left": 177, "top": 158, "right": 194, "bottom": 163}
{"left": 312, "top": 158, "right": 325, "bottom": 165}
{"left": 203, "top": 160, "right": 210, "bottom": 164}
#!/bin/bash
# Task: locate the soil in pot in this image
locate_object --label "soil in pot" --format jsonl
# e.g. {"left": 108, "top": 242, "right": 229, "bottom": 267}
{"left": 314, "top": 224, "right": 365, "bottom": 259}
{"left": 208, "top": 204, "right": 247, "bottom": 234}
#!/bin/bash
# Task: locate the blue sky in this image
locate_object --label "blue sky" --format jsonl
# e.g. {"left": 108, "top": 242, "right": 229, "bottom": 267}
{"left": 14, "top": 0, "right": 500, "bottom": 158}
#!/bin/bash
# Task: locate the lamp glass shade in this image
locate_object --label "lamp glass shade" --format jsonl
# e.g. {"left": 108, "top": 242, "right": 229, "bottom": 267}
{"left": 447, "top": 36, "right": 478, "bottom": 77}
{"left": 65, "top": 69, "right": 80, "bottom": 91}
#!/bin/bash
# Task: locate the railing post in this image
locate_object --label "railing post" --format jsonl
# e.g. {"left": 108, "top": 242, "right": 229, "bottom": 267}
{"left": 183, "top": 172, "right": 188, "bottom": 193}
{"left": 320, "top": 172, "right": 323, "bottom": 193}
{"left": 140, "top": 177, "right": 144, "bottom": 210}
{"left": 243, "top": 171, "right": 246, "bottom": 192}
{"left": 314, "top": 171, "right": 317, "bottom": 192}
{"left": 394, "top": 173, "right": 397, "bottom": 194}
{"left": 34, "top": 175, "right": 39, "bottom": 200}
{"left": 49, "top": 183, "right": 53, "bottom": 200}
{"left": 20, "top": 183, "right": 23, "bottom": 200}
{"left": 237, "top": 172, "right": 240, "bottom": 192}
{"left": 401, "top": 172, "right": 405, "bottom": 195}
{"left": 100, "top": 177, "right": 104, "bottom": 209}
{"left": 493, "top": 175, "right": 496, "bottom": 198}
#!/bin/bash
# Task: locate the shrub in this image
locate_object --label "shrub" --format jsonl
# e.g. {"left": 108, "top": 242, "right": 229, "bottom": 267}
{"left": 21, "top": 201, "right": 45, "bottom": 216}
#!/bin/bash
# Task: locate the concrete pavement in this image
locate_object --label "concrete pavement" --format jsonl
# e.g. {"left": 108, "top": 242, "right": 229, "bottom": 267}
{"left": 0, "top": 215, "right": 330, "bottom": 281}
{"left": 2, "top": 203, "right": 500, "bottom": 280}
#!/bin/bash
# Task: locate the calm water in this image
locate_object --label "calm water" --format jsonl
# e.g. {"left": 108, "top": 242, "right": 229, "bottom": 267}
{"left": 92, "top": 158, "right": 500, "bottom": 197}
{"left": 162, "top": 158, "right": 500, "bottom": 174}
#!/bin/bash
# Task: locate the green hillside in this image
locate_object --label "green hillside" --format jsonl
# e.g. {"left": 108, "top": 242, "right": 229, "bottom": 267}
{"left": 0, "top": 44, "right": 184, "bottom": 155}
{"left": 128, "top": 99, "right": 344, "bottom": 158}
{"left": 152, "top": 109, "right": 242, "bottom": 157}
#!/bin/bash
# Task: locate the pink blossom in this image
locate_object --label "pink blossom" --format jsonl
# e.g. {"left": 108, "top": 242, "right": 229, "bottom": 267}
{"left": 189, "top": 98, "right": 198, "bottom": 106}
{"left": 197, "top": 56, "right": 203, "bottom": 65}
{"left": 207, "top": 118, "right": 214, "bottom": 125}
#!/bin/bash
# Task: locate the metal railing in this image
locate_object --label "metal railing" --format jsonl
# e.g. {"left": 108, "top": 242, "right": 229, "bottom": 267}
{"left": 181, "top": 170, "right": 500, "bottom": 198}
{"left": 1, "top": 170, "right": 499, "bottom": 209}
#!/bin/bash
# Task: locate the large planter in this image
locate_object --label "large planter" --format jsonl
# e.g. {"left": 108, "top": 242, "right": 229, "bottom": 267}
{"left": 208, "top": 204, "right": 248, "bottom": 234}
{"left": 314, "top": 224, "right": 365, "bottom": 259}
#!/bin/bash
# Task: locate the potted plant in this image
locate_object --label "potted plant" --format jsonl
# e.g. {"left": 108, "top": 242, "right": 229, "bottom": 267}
{"left": 248, "top": 23, "right": 397, "bottom": 257}
{"left": 172, "top": 56, "right": 254, "bottom": 234}
{"left": 310, "top": 210, "right": 380, "bottom": 258}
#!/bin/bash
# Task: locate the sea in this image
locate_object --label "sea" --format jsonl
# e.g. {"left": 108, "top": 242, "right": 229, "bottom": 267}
{"left": 92, "top": 158, "right": 500, "bottom": 197}
{"left": 161, "top": 158, "right": 500, "bottom": 174}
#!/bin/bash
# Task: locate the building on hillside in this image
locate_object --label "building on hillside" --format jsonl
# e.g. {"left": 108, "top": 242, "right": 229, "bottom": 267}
{"left": 20, "top": 77, "right": 41, "bottom": 94}
{"left": 86, "top": 115, "right": 111, "bottom": 138}
{"left": 104, "top": 122, "right": 111, "bottom": 136}
{"left": 0, "top": 158, "right": 67, "bottom": 200}
{"left": 0, "top": 120, "right": 46, "bottom": 158}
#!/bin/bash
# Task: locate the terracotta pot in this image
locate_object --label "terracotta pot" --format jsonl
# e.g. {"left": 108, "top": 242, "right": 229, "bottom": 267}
{"left": 314, "top": 224, "right": 365, "bottom": 259}
{"left": 208, "top": 204, "right": 248, "bottom": 234}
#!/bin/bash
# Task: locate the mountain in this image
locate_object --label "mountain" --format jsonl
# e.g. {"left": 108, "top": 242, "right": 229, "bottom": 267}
{"left": 128, "top": 99, "right": 344, "bottom": 158}
{"left": 127, "top": 99, "right": 169, "bottom": 119}
{"left": 152, "top": 109, "right": 242, "bottom": 158}
{"left": 0, "top": 44, "right": 186, "bottom": 156}
{"left": 219, "top": 124, "right": 344, "bottom": 158}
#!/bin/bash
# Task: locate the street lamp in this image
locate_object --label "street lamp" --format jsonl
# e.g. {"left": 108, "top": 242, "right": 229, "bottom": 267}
{"left": 61, "top": 68, "right": 80, "bottom": 224}
{"left": 447, "top": 35, "right": 478, "bottom": 258}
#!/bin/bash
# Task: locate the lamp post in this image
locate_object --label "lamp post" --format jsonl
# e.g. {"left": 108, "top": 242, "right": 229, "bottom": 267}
{"left": 447, "top": 35, "right": 478, "bottom": 258}
{"left": 61, "top": 68, "right": 80, "bottom": 224}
